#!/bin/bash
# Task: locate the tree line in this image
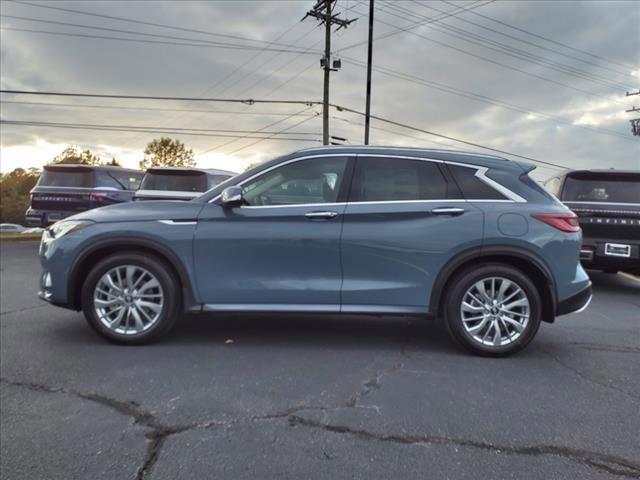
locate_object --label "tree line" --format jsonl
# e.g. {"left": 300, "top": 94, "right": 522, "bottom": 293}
{"left": 0, "top": 138, "right": 195, "bottom": 225}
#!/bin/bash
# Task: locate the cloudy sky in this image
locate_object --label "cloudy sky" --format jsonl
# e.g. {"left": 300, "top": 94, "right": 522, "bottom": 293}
{"left": 1, "top": 0, "right": 638, "bottom": 180}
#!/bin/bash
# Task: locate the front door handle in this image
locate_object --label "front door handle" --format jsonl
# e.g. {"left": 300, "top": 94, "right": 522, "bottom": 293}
{"left": 305, "top": 211, "right": 338, "bottom": 220}
{"left": 431, "top": 207, "right": 465, "bottom": 216}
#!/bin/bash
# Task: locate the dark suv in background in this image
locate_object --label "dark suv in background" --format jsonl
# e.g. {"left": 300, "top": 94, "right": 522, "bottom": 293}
{"left": 134, "top": 167, "right": 235, "bottom": 201}
{"left": 26, "top": 165, "right": 143, "bottom": 227}
{"left": 545, "top": 169, "right": 640, "bottom": 275}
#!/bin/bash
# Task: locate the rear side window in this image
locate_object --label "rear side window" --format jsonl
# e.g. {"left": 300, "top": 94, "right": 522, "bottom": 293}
{"left": 96, "top": 171, "right": 125, "bottom": 190}
{"left": 447, "top": 165, "right": 506, "bottom": 200}
{"left": 208, "top": 175, "right": 232, "bottom": 188}
{"left": 141, "top": 171, "right": 208, "bottom": 192}
{"left": 562, "top": 173, "right": 640, "bottom": 204}
{"left": 38, "top": 168, "right": 94, "bottom": 188}
{"left": 351, "top": 157, "right": 448, "bottom": 202}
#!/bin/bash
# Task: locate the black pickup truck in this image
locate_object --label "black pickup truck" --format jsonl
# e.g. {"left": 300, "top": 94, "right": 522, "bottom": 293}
{"left": 545, "top": 170, "right": 640, "bottom": 275}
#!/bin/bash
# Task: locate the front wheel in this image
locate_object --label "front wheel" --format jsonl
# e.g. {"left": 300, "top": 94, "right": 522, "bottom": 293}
{"left": 444, "top": 264, "right": 542, "bottom": 357}
{"left": 81, "top": 252, "right": 180, "bottom": 344}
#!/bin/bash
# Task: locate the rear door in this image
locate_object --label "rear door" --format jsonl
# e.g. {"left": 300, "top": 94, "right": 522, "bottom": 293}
{"left": 340, "top": 155, "right": 484, "bottom": 313}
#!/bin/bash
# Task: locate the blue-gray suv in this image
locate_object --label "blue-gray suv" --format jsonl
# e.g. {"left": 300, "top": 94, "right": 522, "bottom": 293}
{"left": 38, "top": 147, "right": 592, "bottom": 356}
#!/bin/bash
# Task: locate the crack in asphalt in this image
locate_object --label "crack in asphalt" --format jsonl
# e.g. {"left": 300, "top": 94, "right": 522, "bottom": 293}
{"left": 0, "top": 378, "right": 225, "bottom": 480}
{"left": 0, "top": 304, "right": 50, "bottom": 316}
{"left": 287, "top": 415, "right": 640, "bottom": 478}
{"left": 541, "top": 348, "right": 640, "bottom": 403}
{"left": 567, "top": 342, "right": 640, "bottom": 354}
{"left": 3, "top": 341, "right": 639, "bottom": 480}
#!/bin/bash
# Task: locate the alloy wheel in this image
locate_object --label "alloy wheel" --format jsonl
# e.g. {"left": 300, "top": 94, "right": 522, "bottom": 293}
{"left": 93, "top": 265, "right": 164, "bottom": 335}
{"left": 460, "top": 276, "right": 530, "bottom": 347}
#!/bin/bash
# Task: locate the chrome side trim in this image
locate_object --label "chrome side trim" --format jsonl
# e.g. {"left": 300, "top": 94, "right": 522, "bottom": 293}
{"left": 203, "top": 303, "right": 340, "bottom": 313}
{"left": 475, "top": 166, "right": 527, "bottom": 203}
{"left": 571, "top": 293, "right": 592, "bottom": 314}
{"left": 158, "top": 220, "right": 197, "bottom": 225}
{"left": 208, "top": 152, "right": 525, "bottom": 204}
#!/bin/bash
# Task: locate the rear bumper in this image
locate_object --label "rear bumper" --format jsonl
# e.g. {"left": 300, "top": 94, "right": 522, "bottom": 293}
{"left": 26, "top": 208, "right": 76, "bottom": 227}
{"left": 557, "top": 282, "right": 592, "bottom": 316}
{"left": 580, "top": 237, "right": 640, "bottom": 273}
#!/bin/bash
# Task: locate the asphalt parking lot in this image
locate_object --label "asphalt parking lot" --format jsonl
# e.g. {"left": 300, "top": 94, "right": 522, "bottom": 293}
{"left": 0, "top": 241, "right": 638, "bottom": 480}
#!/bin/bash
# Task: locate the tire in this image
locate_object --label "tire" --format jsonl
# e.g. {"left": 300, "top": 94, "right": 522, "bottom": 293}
{"left": 444, "top": 263, "right": 542, "bottom": 357}
{"left": 81, "top": 252, "right": 180, "bottom": 345}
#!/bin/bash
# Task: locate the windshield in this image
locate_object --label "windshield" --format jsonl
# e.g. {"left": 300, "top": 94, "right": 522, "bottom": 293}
{"left": 141, "top": 171, "right": 207, "bottom": 192}
{"left": 562, "top": 173, "right": 640, "bottom": 204}
{"left": 38, "top": 167, "right": 94, "bottom": 188}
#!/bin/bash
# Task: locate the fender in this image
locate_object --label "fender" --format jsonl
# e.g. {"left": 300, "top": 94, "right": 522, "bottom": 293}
{"left": 429, "top": 244, "right": 557, "bottom": 320}
{"left": 68, "top": 236, "right": 198, "bottom": 311}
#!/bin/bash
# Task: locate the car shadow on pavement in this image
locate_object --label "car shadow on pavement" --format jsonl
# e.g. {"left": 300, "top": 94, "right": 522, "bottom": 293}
{"left": 166, "top": 312, "right": 461, "bottom": 354}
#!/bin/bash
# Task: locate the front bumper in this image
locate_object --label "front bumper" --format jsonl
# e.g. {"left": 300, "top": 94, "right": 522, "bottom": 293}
{"left": 557, "top": 282, "right": 592, "bottom": 316}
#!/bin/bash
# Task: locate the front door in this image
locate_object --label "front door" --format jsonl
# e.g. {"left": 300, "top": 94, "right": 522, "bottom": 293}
{"left": 340, "top": 155, "right": 484, "bottom": 313}
{"left": 193, "top": 155, "right": 352, "bottom": 310}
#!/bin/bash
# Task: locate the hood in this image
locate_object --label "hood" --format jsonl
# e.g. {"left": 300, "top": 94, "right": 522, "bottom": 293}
{"left": 69, "top": 200, "right": 205, "bottom": 223}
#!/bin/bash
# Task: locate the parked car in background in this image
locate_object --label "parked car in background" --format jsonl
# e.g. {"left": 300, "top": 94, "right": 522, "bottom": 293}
{"left": 134, "top": 167, "right": 235, "bottom": 201}
{"left": 0, "top": 223, "right": 26, "bottom": 233}
{"left": 545, "top": 169, "right": 640, "bottom": 275}
{"left": 26, "top": 165, "right": 143, "bottom": 227}
{"left": 38, "top": 147, "right": 591, "bottom": 356}
{"left": 22, "top": 227, "right": 45, "bottom": 234}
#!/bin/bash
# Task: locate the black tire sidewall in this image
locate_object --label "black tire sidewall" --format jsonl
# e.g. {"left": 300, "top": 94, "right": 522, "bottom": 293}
{"left": 81, "top": 252, "right": 179, "bottom": 344}
{"left": 445, "top": 263, "right": 542, "bottom": 357}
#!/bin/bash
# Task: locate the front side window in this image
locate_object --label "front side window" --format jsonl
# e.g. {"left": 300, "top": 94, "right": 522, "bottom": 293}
{"left": 351, "top": 157, "right": 448, "bottom": 202}
{"left": 241, "top": 157, "right": 348, "bottom": 206}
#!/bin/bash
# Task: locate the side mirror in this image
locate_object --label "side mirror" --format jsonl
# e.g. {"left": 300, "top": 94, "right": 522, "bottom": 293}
{"left": 221, "top": 186, "right": 243, "bottom": 207}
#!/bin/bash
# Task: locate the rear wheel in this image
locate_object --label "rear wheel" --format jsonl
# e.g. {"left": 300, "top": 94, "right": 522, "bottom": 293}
{"left": 81, "top": 252, "right": 180, "bottom": 344}
{"left": 444, "top": 264, "right": 542, "bottom": 357}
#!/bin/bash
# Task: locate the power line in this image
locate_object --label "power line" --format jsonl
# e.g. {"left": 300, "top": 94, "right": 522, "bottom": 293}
{"left": 0, "top": 90, "right": 322, "bottom": 106}
{"left": 0, "top": 89, "right": 578, "bottom": 168}
{"left": 378, "top": 2, "right": 630, "bottom": 91}
{"left": 0, "top": 14, "right": 323, "bottom": 55}
{"left": 410, "top": 0, "right": 632, "bottom": 79}
{"left": 331, "top": 104, "right": 569, "bottom": 170}
{"left": 0, "top": 100, "right": 318, "bottom": 116}
{"left": 347, "top": 4, "right": 626, "bottom": 104}
{"left": 226, "top": 112, "right": 321, "bottom": 156}
{"left": 0, "top": 26, "right": 320, "bottom": 55}
{"left": 5, "top": 0, "right": 311, "bottom": 51}
{"left": 199, "top": 107, "right": 317, "bottom": 155}
{"left": 0, "top": 119, "right": 322, "bottom": 142}
{"left": 338, "top": 0, "right": 493, "bottom": 52}
{"left": 340, "top": 56, "right": 631, "bottom": 141}
{"left": 440, "top": 0, "right": 636, "bottom": 71}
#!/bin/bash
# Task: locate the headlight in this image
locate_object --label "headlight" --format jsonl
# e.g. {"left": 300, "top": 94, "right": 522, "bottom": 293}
{"left": 47, "top": 220, "right": 93, "bottom": 239}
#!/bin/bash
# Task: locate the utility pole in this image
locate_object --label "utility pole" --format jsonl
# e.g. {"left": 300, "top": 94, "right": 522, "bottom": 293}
{"left": 364, "top": 0, "right": 374, "bottom": 145}
{"left": 626, "top": 90, "right": 640, "bottom": 136}
{"left": 303, "top": 0, "right": 356, "bottom": 145}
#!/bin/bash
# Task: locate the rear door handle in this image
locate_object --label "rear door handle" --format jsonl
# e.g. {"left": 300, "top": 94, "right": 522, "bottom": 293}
{"left": 305, "top": 211, "right": 338, "bottom": 220}
{"left": 431, "top": 207, "right": 465, "bottom": 216}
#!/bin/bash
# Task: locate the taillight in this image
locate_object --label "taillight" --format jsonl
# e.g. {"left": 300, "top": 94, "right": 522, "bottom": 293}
{"left": 531, "top": 213, "right": 581, "bottom": 233}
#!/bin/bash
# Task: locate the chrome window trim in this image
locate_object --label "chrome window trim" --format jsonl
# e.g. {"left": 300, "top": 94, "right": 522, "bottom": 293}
{"left": 209, "top": 152, "right": 525, "bottom": 205}
{"left": 563, "top": 201, "right": 640, "bottom": 207}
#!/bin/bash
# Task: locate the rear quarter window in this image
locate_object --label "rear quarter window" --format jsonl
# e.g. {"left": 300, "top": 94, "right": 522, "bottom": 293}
{"left": 447, "top": 165, "right": 507, "bottom": 200}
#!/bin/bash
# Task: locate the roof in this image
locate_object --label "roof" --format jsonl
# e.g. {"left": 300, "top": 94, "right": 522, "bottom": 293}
{"left": 145, "top": 167, "right": 236, "bottom": 175}
{"left": 565, "top": 169, "right": 640, "bottom": 175}
{"left": 44, "top": 164, "right": 141, "bottom": 173}
{"left": 289, "top": 145, "right": 530, "bottom": 171}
